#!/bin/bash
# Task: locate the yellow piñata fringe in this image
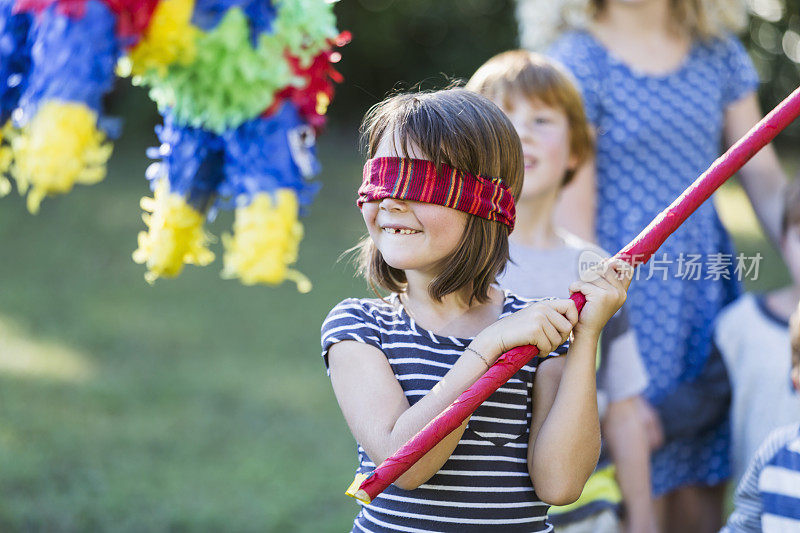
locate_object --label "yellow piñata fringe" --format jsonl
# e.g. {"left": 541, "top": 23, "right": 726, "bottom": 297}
{"left": 8, "top": 101, "right": 112, "bottom": 213}
{"left": 121, "top": 0, "right": 198, "bottom": 78}
{"left": 132, "top": 179, "right": 215, "bottom": 283}
{"left": 221, "top": 189, "right": 311, "bottom": 292}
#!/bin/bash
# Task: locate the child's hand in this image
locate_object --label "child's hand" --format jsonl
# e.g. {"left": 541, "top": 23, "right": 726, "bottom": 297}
{"left": 486, "top": 299, "right": 579, "bottom": 357}
{"left": 568, "top": 258, "right": 632, "bottom": 338}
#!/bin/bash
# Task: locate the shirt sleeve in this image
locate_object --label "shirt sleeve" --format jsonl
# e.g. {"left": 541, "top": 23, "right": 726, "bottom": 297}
{"left": 549, "top": 339, "right": 570, "bottom": 359}
{"left": 597, "top": 308, "right": 649, "bottom": 403}
{"left": 320, "top": 298, "right": 383, "bottom": 375}
{"left": 720, "top": 34, "right": 760, "bottom": 107}
{"left": 722, "top": 424, "right": 799, "bottom": 532}
{"left": 723, "top": 443, "right": 766, "bottom": 532}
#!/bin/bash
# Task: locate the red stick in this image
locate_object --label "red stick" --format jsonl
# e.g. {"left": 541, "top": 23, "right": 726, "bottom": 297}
{"left": 346, "top": 86, "right": 800, "bottom": 504}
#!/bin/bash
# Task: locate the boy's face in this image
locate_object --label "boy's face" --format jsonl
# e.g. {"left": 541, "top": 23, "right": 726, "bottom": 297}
{"left": 782, "top": 225, "right": 800, "bottom": 287}
{"left": 497, "top": 94, "right": 576, "bottom": 202}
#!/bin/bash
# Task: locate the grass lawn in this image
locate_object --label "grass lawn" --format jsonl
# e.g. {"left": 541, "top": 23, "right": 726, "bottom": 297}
{"left": 0, "top": 99, "right": 795, "bottom": 530}
{"left": 0, "top": 117, "right": 372, "bottom": 531}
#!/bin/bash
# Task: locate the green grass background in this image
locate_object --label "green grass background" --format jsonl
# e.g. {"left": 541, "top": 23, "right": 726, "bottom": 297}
{"left": 0, "top": 88, "right": 796, "bottom": 531}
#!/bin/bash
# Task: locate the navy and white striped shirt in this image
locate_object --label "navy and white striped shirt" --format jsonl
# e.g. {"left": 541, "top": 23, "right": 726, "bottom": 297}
{"left": 321, "top": 290, "right": 568, "bottom": 532}
{"left": 723, "top": 423, "right": 800, "bottom": 532}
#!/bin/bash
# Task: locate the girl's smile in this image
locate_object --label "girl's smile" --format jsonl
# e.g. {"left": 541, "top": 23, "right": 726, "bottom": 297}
{"left": 380, "top": 223, "right": 422, "bottom": 235}
{"left": 363, "top": 196, "right": 466, "bottom": 274}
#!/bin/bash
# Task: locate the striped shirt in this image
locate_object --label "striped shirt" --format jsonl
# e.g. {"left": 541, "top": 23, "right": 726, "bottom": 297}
{"left": 722, "top": 423, "right": 800, "bottom": 532}
{"left": 321, "top": 290, "right": 568, "bottom": 532}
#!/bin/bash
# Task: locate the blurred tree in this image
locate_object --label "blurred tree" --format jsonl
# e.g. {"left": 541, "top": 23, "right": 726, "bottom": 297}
{"left": 742, "top": 0, "right": 800, "bottom": 142}
{"left": 329, "top": 0, "right": 519, "bottom": 122}
{"left": 330, "top": 0, "right": 800, "bottom": 145}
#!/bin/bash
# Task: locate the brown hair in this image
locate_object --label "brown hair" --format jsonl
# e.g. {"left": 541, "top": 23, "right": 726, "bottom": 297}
{"left": 782, "top": 178, "right": 800, "bottom": 237}
{"left": 355, "top": 88, "right": 524, "bottom": 304}
{"left": 589, "top": 0, "right": 747, "bottom": 40}
{"left": 465, "top": 50, "right": 594, "bottom": 186}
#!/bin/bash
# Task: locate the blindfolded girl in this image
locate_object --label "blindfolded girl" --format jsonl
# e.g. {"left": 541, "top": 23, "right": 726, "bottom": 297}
{"left": 321, "top": 87, "right": 631, "bottom": 532}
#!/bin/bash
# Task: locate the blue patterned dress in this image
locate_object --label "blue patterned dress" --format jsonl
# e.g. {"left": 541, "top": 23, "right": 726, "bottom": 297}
{"left": 548, "top": 31, "right": 759, "bottom": 495}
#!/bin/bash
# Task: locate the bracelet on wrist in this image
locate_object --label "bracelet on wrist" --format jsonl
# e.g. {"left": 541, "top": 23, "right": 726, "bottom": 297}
{"left": 465, "top": 346, "right": 491, "bottom": 369}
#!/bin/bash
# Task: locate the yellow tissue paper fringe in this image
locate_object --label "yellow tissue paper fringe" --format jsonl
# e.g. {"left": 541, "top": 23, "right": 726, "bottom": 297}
{"left": 8, "top": 101, "right": 112, "bottom": 214}
{"left": 221, "top": 189, "right": 311, "bottom": 292}
{"left": 132, "top": 179, "right": 215, "bottom": 283}
{"left": 120, "top": 0, "right": 198, "bottom": 79}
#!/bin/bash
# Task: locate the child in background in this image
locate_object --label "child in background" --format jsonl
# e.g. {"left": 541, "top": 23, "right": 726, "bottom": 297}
{"left": 721, "top": 298, "right": 800, "bottom": 532}
{"left": 321, "top": 88, "right": 632, "bottom": 532}
{"left": 716, "top": 179, "right": 800, "bottom": 482}
{"left": 467, "top": 50, "right": 656, "bottom": 533}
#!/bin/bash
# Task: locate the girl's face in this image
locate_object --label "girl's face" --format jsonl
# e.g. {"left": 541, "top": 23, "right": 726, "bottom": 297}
{"left": 498, "top": 94, "right": 576, "bottom": 202}
{"left": 361, "top": 133, "right": 468, "bottom": 276}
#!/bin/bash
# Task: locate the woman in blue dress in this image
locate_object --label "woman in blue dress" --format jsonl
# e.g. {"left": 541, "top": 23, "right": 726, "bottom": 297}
{"left": 516, "top": 0, "right": 789, "bottom": 530}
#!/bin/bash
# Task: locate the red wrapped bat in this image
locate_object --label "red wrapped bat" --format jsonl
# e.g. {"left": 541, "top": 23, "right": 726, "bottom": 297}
{"left": 347, "top": 85, "right": 800, "bottom": 504}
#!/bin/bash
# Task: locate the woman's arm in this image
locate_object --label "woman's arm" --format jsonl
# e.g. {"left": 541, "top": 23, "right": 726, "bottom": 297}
{"left": 555, "top": 160, "right": 597, "bottom": 242}
{"left": 724, "top": 92, "right": 788, "bottom": 247}
{"left": 604, "top": 397, "right": 658, "bottom": 533}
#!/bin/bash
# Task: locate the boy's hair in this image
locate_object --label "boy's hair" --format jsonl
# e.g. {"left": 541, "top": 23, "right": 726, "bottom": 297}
{"left": 465, "top": 50, "right": 593, "bottom": 186}
{"left": 356, "top": 88, "right": 524, "bottom": 304}
{"left": 781, "top": 178, "right": 800, "bottom": 237}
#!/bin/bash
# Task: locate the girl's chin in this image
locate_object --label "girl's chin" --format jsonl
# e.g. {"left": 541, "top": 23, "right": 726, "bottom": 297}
{"left": 383, "top": 258, "right": 424, "bottom": 271}
{"left": 381, "top": 255, "right": 442, "bottom": 275}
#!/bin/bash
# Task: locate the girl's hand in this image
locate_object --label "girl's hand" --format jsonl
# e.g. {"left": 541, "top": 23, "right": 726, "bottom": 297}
{"left": 568, "top": 258, "right": 632, "bottom": 338}
{"left": 483, "top": 299, "right": 579, "bottom": 358}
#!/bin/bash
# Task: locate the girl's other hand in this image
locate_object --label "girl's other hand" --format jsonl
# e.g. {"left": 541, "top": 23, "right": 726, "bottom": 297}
{"left": 484, "top": 299, "right": 579, "bottom": 358}
{"left": 568, "top": 258, "right": 632, "bottom": 338}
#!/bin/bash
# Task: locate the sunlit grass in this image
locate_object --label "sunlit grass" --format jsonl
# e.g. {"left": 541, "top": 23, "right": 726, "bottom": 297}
{"left": 0, "top": 117, "right": 366, "bottom": 531}
{"left": 0, "top": 316, "right": 95, "bottom": 382}
{"left": 716, "top": 184, "right": 765, "bottom": 242}
{"left": 715, "top": 158, "right": 797, "bottom": 292}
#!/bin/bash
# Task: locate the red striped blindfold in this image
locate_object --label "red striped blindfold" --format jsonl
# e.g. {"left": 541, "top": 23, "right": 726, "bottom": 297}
{"left": 357, "top": 157, "right": 516, "bottom": 231}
